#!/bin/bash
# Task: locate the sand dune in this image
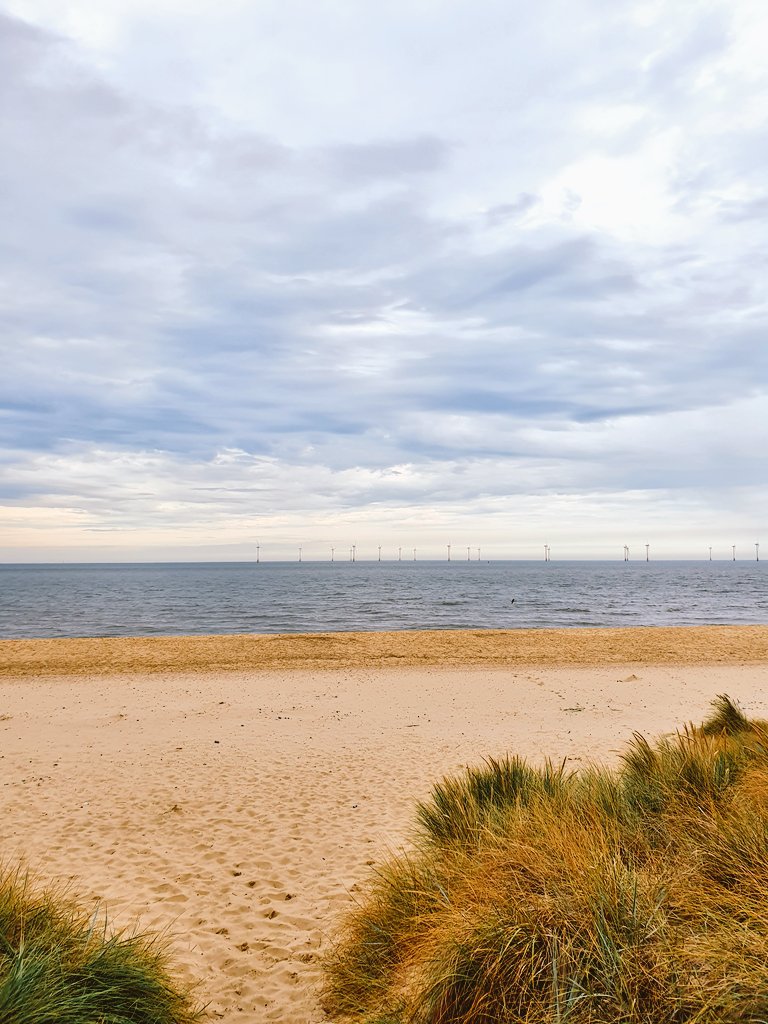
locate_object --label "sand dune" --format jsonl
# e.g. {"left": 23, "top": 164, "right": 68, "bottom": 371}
{"left": 0, "top": 627, "right": 766, "bottom": 1021}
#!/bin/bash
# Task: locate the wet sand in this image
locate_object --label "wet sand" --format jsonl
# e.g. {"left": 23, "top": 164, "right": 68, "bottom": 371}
{"left": 1, "top": 626, "right": 767, "bottom": 1021}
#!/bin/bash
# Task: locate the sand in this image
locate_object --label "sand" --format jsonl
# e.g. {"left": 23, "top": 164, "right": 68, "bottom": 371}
{"left": 2, "top": 625, "right": 767, "bottom": 676}
{"left": 0, "top": 626, "right": 767, "bottom": 1021}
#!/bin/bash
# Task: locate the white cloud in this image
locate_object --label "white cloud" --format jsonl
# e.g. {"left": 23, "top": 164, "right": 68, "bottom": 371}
{"left": 1, "top": 1, "right": 767, "bottom": 559}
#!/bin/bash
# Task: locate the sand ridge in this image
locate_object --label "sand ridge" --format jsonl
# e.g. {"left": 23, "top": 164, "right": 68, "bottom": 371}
{"left": 2, "top": 624, "right": 768, "bottom": 676}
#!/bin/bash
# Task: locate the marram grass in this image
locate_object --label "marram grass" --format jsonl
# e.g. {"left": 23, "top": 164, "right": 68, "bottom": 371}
{"left": 0, "top": 867, "right": 203, "bottom": 1023}
{"left": 323, "top": 695, "right": 768, "bottom": 1024}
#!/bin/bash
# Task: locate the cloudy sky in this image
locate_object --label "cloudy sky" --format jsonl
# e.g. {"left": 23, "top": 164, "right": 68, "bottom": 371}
{"left": 1, "top": 0, "right": 767, "bottom": 561}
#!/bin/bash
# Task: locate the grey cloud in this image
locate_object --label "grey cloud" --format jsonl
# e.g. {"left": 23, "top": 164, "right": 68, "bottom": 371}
{"left": 250, "top": 193, "right": 462, "bottom": 275}
{"left": 321, "top": 136, "right": 452, "bottom": 181}
{"left": 716, "top": 195, "right": 768, "bottom": 223}
{"left": 484, "top": 195, "right": 539, "bottom": 226}
{"left": 0, "top": 10, "right": 60, "bottom": 73}
{"left": 640, "top": 8, "right": 732, "bottom": 97}
{"left": 1, "top": 3, "right": 767, "bottom": 549}
{"left": 401, "top": 236, "right": 626, "bottom": 312}
{"left": 67, "top": 202, "right": 146, "bottom": 234}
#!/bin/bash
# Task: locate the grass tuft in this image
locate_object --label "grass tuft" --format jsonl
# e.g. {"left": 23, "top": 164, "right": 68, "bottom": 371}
{"left": 323, "top": 696, "right": 768, "bottom": 1023}
{"left": 0, "top": 866, "right": 203, "bottom": 1023}
{"left": 414, "top": 754, "right": 573, "bottom": 846}
{"left": 700, "top": 693, "right": 752, "bottom": 736}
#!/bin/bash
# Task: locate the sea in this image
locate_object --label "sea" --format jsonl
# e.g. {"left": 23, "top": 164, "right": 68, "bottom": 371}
{"left": 0, "top": 560, "right": 765, "bottom": 640}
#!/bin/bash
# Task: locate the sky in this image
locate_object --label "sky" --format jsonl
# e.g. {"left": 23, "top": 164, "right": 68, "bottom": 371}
{"left": 1, "top": 0, "right": 767, "bottom": 562}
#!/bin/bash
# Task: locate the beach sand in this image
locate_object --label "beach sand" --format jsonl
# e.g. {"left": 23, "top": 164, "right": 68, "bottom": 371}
{"left": 1, "top": 626, "right": 767, "bottom": 1021}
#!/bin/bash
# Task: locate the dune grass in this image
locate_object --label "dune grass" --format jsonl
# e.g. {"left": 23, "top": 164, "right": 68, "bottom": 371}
{"left": 323, "top": 695, "right": 768, "bottom": 1023}
{"left": 0, "top": 867, "right": 203, "bottom": 1023}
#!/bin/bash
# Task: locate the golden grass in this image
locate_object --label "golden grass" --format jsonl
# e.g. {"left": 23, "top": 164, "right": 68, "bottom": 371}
{"left": 323, "top": 696, "right": 768, "bottom": 1023}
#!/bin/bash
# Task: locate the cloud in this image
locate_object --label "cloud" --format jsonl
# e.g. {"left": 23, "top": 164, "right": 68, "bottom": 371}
{"left": 1, "top": 2, "right": 767, "bottom": 558}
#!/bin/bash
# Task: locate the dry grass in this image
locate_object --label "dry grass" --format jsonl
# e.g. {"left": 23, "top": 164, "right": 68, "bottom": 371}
{"left": 323, "top": 695, "right": 768, "bottom": 1023}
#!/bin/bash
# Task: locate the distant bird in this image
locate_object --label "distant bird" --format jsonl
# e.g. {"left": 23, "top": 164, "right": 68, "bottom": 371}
{"left": 511, "top": 598, "right": 515, "bottom": 605}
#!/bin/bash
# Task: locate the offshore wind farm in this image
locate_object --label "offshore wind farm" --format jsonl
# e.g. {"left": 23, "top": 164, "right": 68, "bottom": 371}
{"left": 1, "top": 558, "right": 765, "bottom": 639}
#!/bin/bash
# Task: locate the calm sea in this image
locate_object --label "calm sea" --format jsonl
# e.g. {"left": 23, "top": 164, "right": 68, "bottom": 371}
{"left": 0, "top": 561, "right": 766, "bottom": 640}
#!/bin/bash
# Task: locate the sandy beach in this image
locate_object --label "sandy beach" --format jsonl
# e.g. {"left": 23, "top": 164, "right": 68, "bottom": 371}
{"left": 1, "top": 625, "right": 767, "bottom": 1021}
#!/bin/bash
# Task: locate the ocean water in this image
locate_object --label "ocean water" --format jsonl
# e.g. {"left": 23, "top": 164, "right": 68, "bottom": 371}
{"left": 0, "top": 560, "right": 766, "bottom": 640}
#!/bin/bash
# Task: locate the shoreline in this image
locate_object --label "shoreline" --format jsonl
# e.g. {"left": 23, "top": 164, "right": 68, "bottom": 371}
{"left": 2, "top": 624, "right": 767, "bottom": 677}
